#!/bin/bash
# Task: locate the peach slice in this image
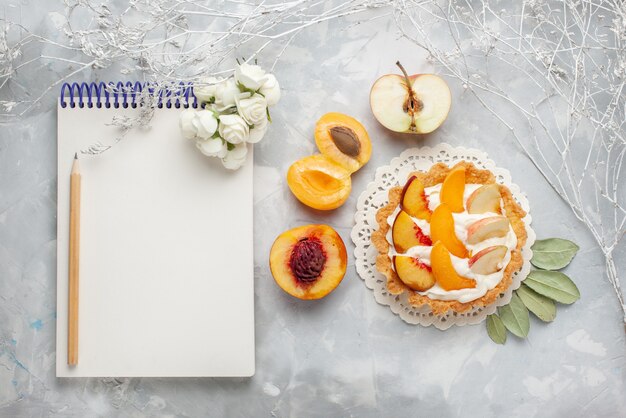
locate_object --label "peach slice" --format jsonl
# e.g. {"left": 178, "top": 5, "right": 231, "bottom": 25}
{"left": 430, "top": 203, "right": 468, "bottom": 258}
{"left": 393, "top": 255, "right": 436, "bottom": 291}
{"left": 469, "top": 245, "right": 508, "bottom": 274}
{"left": 440, "top": 166, "right": 465, "bottom": 213}
{"left": 466, "top": 216, "right": 510, "bottom": 245}
{"left": 466, "top": 184, "right": 502, "bottom": 214}
{"left": 400, "top": 176, "right": 431, "bottom": 220}
{"left": 392, "top": 210, "right": 432, "bottom": 253}
{"left": 269, "top": 224, "right": 347, "bottom": 300}
{"left": 314, "top": 112, "right": 372, "bottom": 174}
{"left": 287, "top": 155, "right": 352, "bottom": 210}
{"left": 430, "top": 241, "right": 476, "bottom": 291}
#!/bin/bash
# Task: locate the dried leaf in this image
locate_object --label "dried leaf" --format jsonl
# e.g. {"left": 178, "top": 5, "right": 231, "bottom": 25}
{"left": 498, "top": 293, "right": 529, "bottom": 338}
{"left": 486, "top": 314, "right": 507, "bottom": 344}
{"left": 516, "top": 285, "right": 556, "bottom": 322}
{"left": 525, "top": 270, "right": 580, "bottom": 304}
{"left": 531, "top": 238, "right": 579, "bottom": 270}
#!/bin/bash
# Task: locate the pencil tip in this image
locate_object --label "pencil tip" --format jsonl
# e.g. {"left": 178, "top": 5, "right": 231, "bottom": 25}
{"left": 74, "top": 152, "right": 78, "bottom": 159}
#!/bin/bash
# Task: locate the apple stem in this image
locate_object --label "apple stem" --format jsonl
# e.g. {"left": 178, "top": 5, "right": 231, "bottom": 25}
{"left": 396, "top": 61, "right": 423, "bottom": 128}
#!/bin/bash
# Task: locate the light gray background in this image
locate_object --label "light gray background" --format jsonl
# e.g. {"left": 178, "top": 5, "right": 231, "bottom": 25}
{"left": 1, "top": 1, "right": 624, "bottom": 417}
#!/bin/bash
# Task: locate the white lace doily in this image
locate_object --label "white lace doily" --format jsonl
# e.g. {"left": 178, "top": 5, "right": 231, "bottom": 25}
{"left": 351, "top": 144, "right": 536, "bottom": 329}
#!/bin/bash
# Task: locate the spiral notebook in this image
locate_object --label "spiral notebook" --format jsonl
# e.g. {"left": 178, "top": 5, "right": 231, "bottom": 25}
{"left": 56, "top": 82, "right": 255, "bottom": 377}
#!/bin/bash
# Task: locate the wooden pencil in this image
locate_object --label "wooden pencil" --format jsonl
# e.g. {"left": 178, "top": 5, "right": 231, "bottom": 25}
{"left": 68, "top": 153, "right": 81, "bottom": 366}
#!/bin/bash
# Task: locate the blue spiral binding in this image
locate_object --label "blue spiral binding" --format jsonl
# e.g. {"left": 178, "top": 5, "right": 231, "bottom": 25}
{"left": 59, "top": 82, "right": 199, "bottom": 109}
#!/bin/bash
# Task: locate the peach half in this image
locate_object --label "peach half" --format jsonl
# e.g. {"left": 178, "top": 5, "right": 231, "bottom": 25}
{"left": 314, "top": 112, "right": 372, "bottom": 174}
{"left": 431, "top": 241, "right": 476, "bottom": 291}
{"left": 269, "top": 224, "right": 347, "bottom": 300}
{"left": 400, "top": 175, "right": 431, "bottom": 221}
{"left": 287, "top": 155, "right": 352, "bottom": 210}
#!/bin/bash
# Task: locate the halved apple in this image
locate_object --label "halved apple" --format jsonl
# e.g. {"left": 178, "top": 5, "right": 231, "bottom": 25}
{"left": 392, "top": 210, "right": 432, "bottom": 253}
{"left": 440, "top": 166, "right": 466, "bottom": 213}
{"left": 370, "top": 62, "right": 451, "bottom": 134}
{"left": 430, "top": 203, "right": 468, "bottom": 258}
{"left": 400, "top": 175, "right": 431, "bottom": 220}
{"left": 466, "top": 184, "right": 502, "bottom": 214}
{"left": 430, "top": 241, "right": 475, "bottom": 291}
{"left": 393, "top": 255, "right": 436, "bottom": 291}
{"left": 466, "top": 216, "right": 510, "bottom": 245}
{"left": 468, "top": 245, "right": 508, "bottom": 274}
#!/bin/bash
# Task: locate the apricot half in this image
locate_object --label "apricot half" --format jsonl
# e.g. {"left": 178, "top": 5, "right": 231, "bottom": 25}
{"left": 314, "top": 112, "right": 372, "bottom": 173}
{"left": 269, "top": 224, "right": 348, "bottom": 300}
{"left": 287, "top": 155, "right": 352, "bottom": 210}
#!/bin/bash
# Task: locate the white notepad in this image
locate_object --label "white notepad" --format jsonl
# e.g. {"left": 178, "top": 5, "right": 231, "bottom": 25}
{"left": 56, "top": 85, "right": 254, "bottom": 377}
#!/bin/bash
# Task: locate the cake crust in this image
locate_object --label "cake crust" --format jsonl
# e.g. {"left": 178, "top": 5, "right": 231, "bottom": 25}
{"left": 372, "top": 161, "right": 528, "bottom": 315}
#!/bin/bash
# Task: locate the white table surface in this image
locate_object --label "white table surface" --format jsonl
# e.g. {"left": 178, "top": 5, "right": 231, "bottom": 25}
{"left": 0, "top": 1, "right": 624, "bottom": 416}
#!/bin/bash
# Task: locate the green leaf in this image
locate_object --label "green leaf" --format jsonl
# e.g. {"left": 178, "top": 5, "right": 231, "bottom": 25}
{"left": 498, "top": 293, "right": 530, "bottom": 338}
{"left": 531, "top": 238, "right": 579, "bottom": 270}
{"left": 226, "top": 142, "right": 235, "bottom": 151}
{"left": 516, "top": 285, "right": 556, "bottom": 322}
{"left": 525, "top": 270, "right": 580, "bottom": 304}
{"left": 486, "top": 314, "right": 507, "bottom": 344}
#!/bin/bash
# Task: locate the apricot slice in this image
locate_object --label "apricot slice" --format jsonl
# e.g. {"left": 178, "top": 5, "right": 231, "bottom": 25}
{"left": 287, "top": 155, "right": 352, "bottom": 210}
{"left": 440, "top": 166, "right": 466, "bottom": 213}
{"left": 393, "top": 255, "right": 436, "bottom": 291}
{"left": 269, "top": 224, "right": 348, "bottom": 300}
{"left": 392, "top": 210, "right": 432, "bottom": 253}
{"left": 314, "top": 112, "right": 372, "bottom": 173}
{"left": 431, "top": 241, "right": 476, "bottom": 291}
{"left": 400, "top": 176, "right": 431, "bottom": 221}
{"left": 430, "top": 203, "right": 468, "bottom": 258}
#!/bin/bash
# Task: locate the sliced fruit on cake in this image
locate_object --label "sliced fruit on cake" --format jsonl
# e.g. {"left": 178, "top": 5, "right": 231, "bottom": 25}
{"left": 392, "top": 210, "right": 432, "bottom": 253}
{"left": 469, "top": 245, "right": 508, "bottom": 275}
{"left": 466, "top": 184, "right": 502, "bottom": 214}
{"left": 430, "top": 241, "right": 476, "bottom": 291}
{"left": 440, "top": 166, "right": 466, "bottom": 213}
{"left": 400, "top": 176, "right": 431, "bottom": 221}
{"left": 466, "top": 216, "right": 510, "bottom": 245}
{"left": 430, "top": 203, "right": 468, "bottom": 258}
{"left": 393, "top": 255, "right": 436, "bottom": 291}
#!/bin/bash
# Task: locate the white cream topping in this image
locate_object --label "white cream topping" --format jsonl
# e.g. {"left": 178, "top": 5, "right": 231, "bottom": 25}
{"left": 386, "top": 182, "right": 517, "bottom": 303}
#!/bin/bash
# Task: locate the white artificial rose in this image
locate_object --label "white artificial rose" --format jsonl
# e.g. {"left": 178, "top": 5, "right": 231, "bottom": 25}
{"left": 260, "top": 74, "right": 280, "bottom": 106}
{"left": 247, "top": 117, "right": 268, "bottom": 144}
{"left": 234, "top": 63, "right": 267, "bottom": 91}
{"left": 196, "top": 137, "right": 227, "bottom": 158}
{"left": 221, "top": 143, "right": 249, "bottom": 170}
{"left": 218, "top": 114, "right": 249, "bottom": 144}
{"left": 179, "top": 108, "right": 197, "bottom": 139}
{"left": 214, "top": 78, "right": 240, "bottom": 110}
{"left": 236, "top": 94, "right": 267, "bottom": 125}
{"left": 192, "top": 110, "right": 218, "bottom": 140}
{"left": 194, "top": 77, "right": 222, "bottom": 103}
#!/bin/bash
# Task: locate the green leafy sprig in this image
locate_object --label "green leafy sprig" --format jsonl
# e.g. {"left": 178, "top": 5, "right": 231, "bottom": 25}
{"left": 486, "top": 238, "right": 580, "bottom": 344}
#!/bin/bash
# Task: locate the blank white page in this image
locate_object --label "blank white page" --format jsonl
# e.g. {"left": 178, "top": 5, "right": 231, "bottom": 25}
{"left": 56, "top": 105, "right": 254, "bottom": 377}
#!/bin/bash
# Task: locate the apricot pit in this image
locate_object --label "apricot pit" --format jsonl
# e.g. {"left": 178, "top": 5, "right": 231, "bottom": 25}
{"left": 315, "top": 112, "right": 371, "bottom": 173}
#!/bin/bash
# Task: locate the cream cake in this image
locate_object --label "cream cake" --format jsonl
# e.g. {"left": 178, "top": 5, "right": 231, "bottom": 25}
{"left": 371, "top": 161, "right": 527, "bottom": 315}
